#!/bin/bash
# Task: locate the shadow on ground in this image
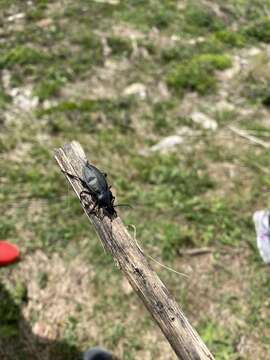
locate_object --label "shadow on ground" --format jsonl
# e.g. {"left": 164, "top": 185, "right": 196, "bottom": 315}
{"left": 0, "top": 282, "right": 82, "bottom": 360}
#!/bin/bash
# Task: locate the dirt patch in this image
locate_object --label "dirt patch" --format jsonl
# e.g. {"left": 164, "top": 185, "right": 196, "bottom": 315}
{"left": 177, "top": 246, "right": 270, "bottom": 360}
{"left": 4, "top": 251, "right": 96, "bottom": 341}
{"left": 6, "top": 142, "right": 32, "bottom": 163}
{"left": 112, "top": 24, "right": 145, "bottom": 41}
{"left": 61, "top": 59, "right": 131, "bottom": 100}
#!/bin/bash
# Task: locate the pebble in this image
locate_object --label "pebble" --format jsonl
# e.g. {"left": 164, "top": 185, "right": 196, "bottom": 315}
{"left": 191, "top": 111, "right": 218, "bottom": 131}
{"left": 123, "top": 83, "right": 147, "bottom": 99}
{"left": 150, "top": 135, "right": 184, "bottom": 153}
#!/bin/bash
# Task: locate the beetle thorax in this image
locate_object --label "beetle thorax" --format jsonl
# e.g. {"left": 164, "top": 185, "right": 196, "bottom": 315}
{"left": 98, "top": 191, "right": 111, "bottom": 206}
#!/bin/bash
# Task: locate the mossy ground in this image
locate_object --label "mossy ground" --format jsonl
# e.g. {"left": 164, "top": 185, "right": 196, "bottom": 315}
{"left": 1, "top": 1, "right": 270, "bottom": 359}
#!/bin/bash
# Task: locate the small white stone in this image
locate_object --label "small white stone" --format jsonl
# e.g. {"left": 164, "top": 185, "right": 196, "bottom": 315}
{"left": 187, "top": 39, "right": 196, "bottom": 45}
{"left": 247, "top": 47, "right": 261, "bottom": 56}
{"left": 150, "top": 135, "right": 184, "bottom": 153}
{"left": 197, "top": 36, "right": 205, "bottom": 43}
{"left": 43, "top": 99, "right": 58, "bottom": 110}
{"left": 171, "top": 35, "right": 180, "bottom": 42}
{"left": 7, "top": 13, "right": 25, "bottom": 22}
{"left": 10, "top": 86, "right": 39, "bottom": 110}
{"left": 191, "top": 112, "right": 218, "bottom": 131}
{"left": 92, "top": 0, "right": 119, "bottom": 3}
{"left": 123, "top": 83, "right": 147, "bottom": 99}
{"left": 24, "top": 88, "right": 32, "bottom": 98}
{"left": 10, "top": 88, "right": 20, "bottom": 97}
{"left": 187, "top": 37, "right": 205, "bottom": 45}
{"left": 177, "top": 126, "right": 195, "bottom": 136}
{"left": 13, "top": 93, "right": 38, "bottom": 110}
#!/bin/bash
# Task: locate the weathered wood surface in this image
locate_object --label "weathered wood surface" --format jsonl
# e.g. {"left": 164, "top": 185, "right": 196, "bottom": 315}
{"left": 54, "top": 141, "right": 215, "bottom": 360}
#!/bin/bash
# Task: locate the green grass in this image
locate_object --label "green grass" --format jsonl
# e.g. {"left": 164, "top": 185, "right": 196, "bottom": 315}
{"left": 214, "top": 30, "right": 247, "bottom": 47}
{"left": 147, "top": 100, "right": 193, "bottom": 134}
{"left": 0, "top": 284, "right": 21, "bottom": 339}
{"left": 107, "top": 36, "right": 133, "bottom": 57}
{"left": 115, "top": 1, "right": 181, "bottom": 31}
{"left": 0, "top": 46, "right": 50, "bottom": 69}
{"left": 245, "top": 17, "right": 270, "bottom": 43}
{"left": 0, "top": 88, "right": 12, "bottom": 108}
{"left": 1, "top": 0, "right": 270, "bottom": 358}
{"left": 167, "top": 53, "right": 232, "bottom": 94}
{"left": 242, "top": 51, "right": 270, "bottom": 106}
{"left": 199, "top": 320, "right": 237, "bottom": 359}
{"left": 0, "top": 220, "right": 16, "bottom": 238}
{"left": 34, "top": 75, "right": 66, "bottom": 100}
{"left": 184, "top": 2, "right": 225, "bottom": 34}
{"left": 39, "top": 98, "right": 135, "bottom": 133}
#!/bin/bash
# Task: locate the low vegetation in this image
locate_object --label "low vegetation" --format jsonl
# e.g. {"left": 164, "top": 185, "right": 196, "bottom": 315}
{"left": 1, "top": 0, "right": 270, "bottom": 359}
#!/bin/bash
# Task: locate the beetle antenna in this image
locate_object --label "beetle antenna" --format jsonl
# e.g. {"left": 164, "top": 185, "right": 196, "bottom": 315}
{"left": 114, "top": 203, "right": 132, "bottom": 208}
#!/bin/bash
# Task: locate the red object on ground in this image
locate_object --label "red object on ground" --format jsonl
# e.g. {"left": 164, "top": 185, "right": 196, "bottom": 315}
{"left": 0, "top": 241, "right": 20, "bottom": 266}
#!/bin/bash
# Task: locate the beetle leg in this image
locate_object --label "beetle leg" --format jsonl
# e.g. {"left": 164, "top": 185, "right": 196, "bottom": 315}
{"left": 79, "top": 191, "right": 92, "bottom": 211}
{"left": 80, "top": 190, "right": 92, "bottom": 198}
{"left": 62, "top": 170, "right": 88, "bottom": 189}
{"left": 79, "top": 190, "right": 91, "bottom": 202}
{"left": 79, "top": 191, "right": 99, "bottom": 215}
{"left": 89, "top": 201, "right": 99, "bottom": 215}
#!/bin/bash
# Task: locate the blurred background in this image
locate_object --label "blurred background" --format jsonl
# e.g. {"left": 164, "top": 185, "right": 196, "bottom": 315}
{"left": 1, "top": 0, "right": 270, "bottom": 359}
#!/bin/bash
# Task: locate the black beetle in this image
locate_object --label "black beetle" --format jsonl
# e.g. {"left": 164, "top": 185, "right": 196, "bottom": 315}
{"left": 63, "top": 161, "right": 117, "bottom": 219}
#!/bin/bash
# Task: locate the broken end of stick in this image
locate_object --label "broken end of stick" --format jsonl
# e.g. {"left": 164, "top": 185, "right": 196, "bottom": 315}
{"left": 54, "top": 140, "right": 87, "bottom": 164}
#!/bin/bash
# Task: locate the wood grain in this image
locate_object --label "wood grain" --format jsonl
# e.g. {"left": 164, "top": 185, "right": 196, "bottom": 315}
{"left": 54, "top": 141, "right": 215, "bottom": 360}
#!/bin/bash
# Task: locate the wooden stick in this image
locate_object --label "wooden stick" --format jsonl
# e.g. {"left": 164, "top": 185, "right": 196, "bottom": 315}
{"left": 54, "top": 141, "right": 215, "bottom": 360}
